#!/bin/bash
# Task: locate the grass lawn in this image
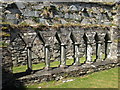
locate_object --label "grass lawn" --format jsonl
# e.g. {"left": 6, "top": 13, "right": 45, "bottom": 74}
{"left": 23, "top": 67, "right": 119, "bottom": 88}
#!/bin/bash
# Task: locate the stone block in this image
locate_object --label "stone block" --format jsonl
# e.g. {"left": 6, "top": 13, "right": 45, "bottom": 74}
{"left": 39, "top": 18, "right": 49, "bottom": 25}
{"left": 103, "top": 21, "right": 111, "bottom": 25}
{"left": 64, "top": 13, "right": 69, "bottom": 19}
{"left": 6, "top": 14, "right": 16, "bottom": 20}
{"left": 107, "top": 11, "right": 112, "bottom": 17}
{"left": 6, "top": 19, "right": 18, "bottom": 24}
{"left": 81, "top": 18, "right": 91, "bottom": 24}
{"left": 73, "top": 13, "right": 78, "bottom": 19}
{"left": 23, "top": 10, "right": 39, "bottom": 17}
{"left": 15, "top": 2, "right": 25, "bottom": 9}
{"left": 69, "top": 5, "right": 78, "bottom": 11}
{"left": 69, "top": 14, "right": 74, "bottom": 19}
{"left": 7, "top": 8, "right": 21, "bottom": 14}
{"left": 32, "top": 5, "right": 44, "bottom": 10}
{"left": 54, "top": 15, "right": 59, "bottom": 18}
{"left": 60, "top": 19, "right": 67, "bottom": 24}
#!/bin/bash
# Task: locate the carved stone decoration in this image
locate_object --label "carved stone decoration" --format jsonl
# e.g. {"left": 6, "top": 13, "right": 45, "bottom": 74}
{"left": 55, "top": 32, "right": 68, "bottom": 68}
{"left": 104, "top": 33, "right": 112, "bottom": 60}
{"left": 94, "top": 33, "right": 103, "bottom": 62}
{"left": 70, "top": 32, "right": 80, "bottom": 66}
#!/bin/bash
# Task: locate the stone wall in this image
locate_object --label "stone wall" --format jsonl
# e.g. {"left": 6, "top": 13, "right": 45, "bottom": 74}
{"left": 1, "top": 24, "right": 14, "bottom": 89}
{"left": 0, "top": 1, "right": 119, "bottom": 26}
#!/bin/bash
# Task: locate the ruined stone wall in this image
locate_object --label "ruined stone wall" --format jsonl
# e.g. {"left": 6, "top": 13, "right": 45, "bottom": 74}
{"left": 1, "top": 1, "right": 119, "bottom": 88}
{"left": 0, "top": 1, "right": 118, "bottom": 26}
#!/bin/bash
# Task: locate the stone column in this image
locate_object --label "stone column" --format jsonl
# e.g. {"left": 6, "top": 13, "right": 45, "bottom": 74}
{"left": 60, "top": 43, "right": 66, "bottom": 68}
{"left": 95, "top": 41, "right": 102, "bottom": 62}
{"left": 104, "top": 40, "right": 112, "bottom": 60}
{"left": 86, "top": 42, "right": 92, "bottom": 64}
{"left": 73, "top": 43, "right": 80, "bottom": 65}
{"left": 109, "top": 26, "right": 118, "bottom": 60}
{"left": 44, "top": 44, "right": 50, "bottom": 70}
{"left": 26, "top": 43, "right": 32, "bottom": 72}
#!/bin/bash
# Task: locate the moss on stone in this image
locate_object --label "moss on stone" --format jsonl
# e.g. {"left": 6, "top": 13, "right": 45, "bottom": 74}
{"left": 0, "top": 32, "right": 10, "bottom": 37}
{"left": 1, "top": 26, "right": 8, "bottom": 30}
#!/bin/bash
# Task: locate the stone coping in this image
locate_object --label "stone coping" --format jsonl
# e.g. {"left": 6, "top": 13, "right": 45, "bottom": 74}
{"left": 0, "top": 0, "right": 119, "bottom": 2}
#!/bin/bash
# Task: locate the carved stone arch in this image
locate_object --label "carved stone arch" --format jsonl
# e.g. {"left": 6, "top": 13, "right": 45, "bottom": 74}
{"left": 104, "top": 33, "right": 111, "bottom": 42}
{"left": 83, "top": 33, "right": 88, "bottom": 43}
{"left": 10, "top": 32, "right": 27, "bottom": 66}
{"left": 94, "top": 32, "right": 103, "bottom": 62}
{"left": 104, "top": 33, "right": 112, "bottom": 60}
{"left": 94, "top": 32, "right": 101, "bottom": 42}
{"left": 31, "top": 34, "right": 45, "bottom": 64}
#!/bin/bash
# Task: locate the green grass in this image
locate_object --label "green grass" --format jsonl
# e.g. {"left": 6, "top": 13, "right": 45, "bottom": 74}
{"left": 13, "top": 56, "right": 86, "bottom": 73}
{"left": 13, "top": 55, "right": 105, "bottom": 73}
{"left": 24, "top": 67, "right": 119, "bottom": 88}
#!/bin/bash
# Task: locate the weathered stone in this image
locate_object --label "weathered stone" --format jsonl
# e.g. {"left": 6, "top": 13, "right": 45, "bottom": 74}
{"left": 73, "top": 13, "right": 78, "bottom": 19}
{"left": 69, "top": 13, "right": 74, "bottom": 19}
{"left": 103, "top": 21, "right": 111, "bottom": 25}
{"left": 15, "top": 2, "right": 25, "bottom": 9}
{"left": 107, "top": 11, "right": 112, "bottom": 17}
{"left": 6, "top": 19, "right": 18, "bottom": 24}
{"left": 64, "top": 13, "right": 69, "bottom": 19}
{"left": 81, "top": 18, "right": 91, "bottom": 24}
{"left": 23, "top": 10, "right": 39, "bottom": 17}
{"left": 39, "top": 18, "right": 49, "bottom": 25}
{"left": 21, "top": 19, "right": 36, "bottom": 25}
{"left": 54, "top": 15, "right": 59, "bottom": 18}
{"left": 60, "top": 19, "right": 67, "bottom": 24}
{"left": 6, "top": 14, "right": 16, "bottom": 20}
{"left": 69, "top": 5, "right": 78, "bottom": 11}
{"left": 32, "top": 5, "right": 44, "bottom": 10}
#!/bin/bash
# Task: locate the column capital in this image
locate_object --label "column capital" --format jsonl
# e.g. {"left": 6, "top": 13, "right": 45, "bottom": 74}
{"left": 87, "top": 41, "right": 93, "bottom": 45}
{"left": 74, "top": 42, "right": 80, "bottom": 45}
{"left": 96, "top": 41, "right": 102, "bottom": 44}
{"left": 45, "top": 44, "right": 50, "bottom": 47}
{"left": 27, "top": 43, "right": 33, "bottom": 48}
{"left": 105, "top": 40, "right": 112, "bottom": 43}
{"left": 61, "top": 43, "right": 67, "bottom": 46}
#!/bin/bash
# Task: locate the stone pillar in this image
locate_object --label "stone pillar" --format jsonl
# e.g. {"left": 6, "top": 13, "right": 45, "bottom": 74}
{"left": 104, "top": 40, "right": 112, "bottom": 60}
{"left": 86, "top": 42, "right": 92, "bottom": 64}
{"left": 44, "top": 44, "right": 50, "bottom": 70}
{"left": 73, "top": 43, "right": 80, "bottom": 65}
{"left": 109, "top": 26, "right": 118, "bottom": 60}
{"left": 26, "top": 43, "right": 32, "bottom": 72}
{"left": 95, "top": 41, "right": 102, "bottom": 62}
{"left": 60, "top": 43, "right": 66, "bottom": 68}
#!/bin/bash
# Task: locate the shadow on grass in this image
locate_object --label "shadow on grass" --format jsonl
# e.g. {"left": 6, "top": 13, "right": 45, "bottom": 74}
{"left": 2, "top": 68, "right": 26, "bottom": 90}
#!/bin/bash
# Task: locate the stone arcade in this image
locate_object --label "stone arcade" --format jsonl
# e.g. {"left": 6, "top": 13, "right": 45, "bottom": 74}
{"left": 1, "top": 0, "right": 120, "bottom": 88}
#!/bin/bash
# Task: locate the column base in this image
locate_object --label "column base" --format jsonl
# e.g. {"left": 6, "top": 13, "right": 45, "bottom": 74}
{"left": 85, "top": 61, "right": 93, "bottom": 64}
{"left": 103, "top": 58, "right": 111, "bottom": 61}
{"left": 59, "top": 65, "right": 67, "bottom": 69}
{"left": 26, "top": 68, "right": 33, "bottom": 74}
{"left": 72, "top": 62, "right": 80, "bottom": 66}
{"left": 104, "top": 57, "right": 117, "bottom": 61}
{"left": 94, "top": 59, "right": 103, "bottom": 62}
{"left": 44, "top": 66, "right": 51, "bottom": 71}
